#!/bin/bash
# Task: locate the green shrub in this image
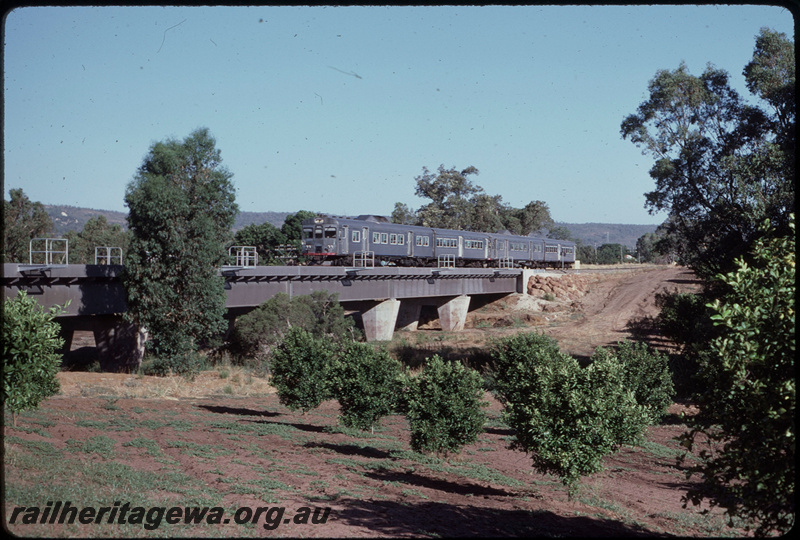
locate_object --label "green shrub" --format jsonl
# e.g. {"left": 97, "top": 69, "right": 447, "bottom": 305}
{"left": 490, "top": 332, "right": 649, "bottom": 495}
{"left": 269, "top": 327, "right": 332, "bottom": 413}
{"left": 593, "top": 340, "right": 675, "bottom": 424}
{"left": 230, "top": 291, "right": 356, "bottom": 368}
{"left": 406, "top": 355, "right": 487, "bottom": 456}
{"left": 680, "top": 216, "right": 795, "bottom": 536}
{"left": 328, "top": 342, "right": 402, "bottom": 431}
{"left": 2, "top": 291, "right": 65, "bottom": 425}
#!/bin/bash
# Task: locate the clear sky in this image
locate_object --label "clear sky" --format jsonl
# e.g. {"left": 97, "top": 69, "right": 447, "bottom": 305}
{"left": 3, "top": 4, "right": 795, "bottom": 225}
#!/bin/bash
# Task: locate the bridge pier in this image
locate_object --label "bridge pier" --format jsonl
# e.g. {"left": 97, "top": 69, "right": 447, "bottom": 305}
{"left": 58, "top": 315, "right": 145, "bottom": 373}
{"left": 436, "top": 295, "right": 471, "bottom": 332}
{"left": 359, "top": 299, "right": 401, "bottom": 342}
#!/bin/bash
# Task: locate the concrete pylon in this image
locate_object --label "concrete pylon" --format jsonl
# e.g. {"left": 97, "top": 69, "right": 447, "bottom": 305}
{"left": 360, "top": 299, "right": 401, "bottom": 341}
{"left": 437, "top": 295, "right": 471, "bottom": 332}
{"left": 396, "top": 300, "right": 422, "bottom": 332}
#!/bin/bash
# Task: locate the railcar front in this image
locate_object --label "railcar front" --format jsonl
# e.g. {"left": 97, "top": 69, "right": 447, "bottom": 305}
{"left": 301, "top": 216, "right": 345, "bottom": 263}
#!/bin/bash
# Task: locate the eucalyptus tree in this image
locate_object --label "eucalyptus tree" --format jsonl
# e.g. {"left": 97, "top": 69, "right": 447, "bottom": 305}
{"left": 122, "top": 128, "right": 238, "bottom": 370}
{"left": 3, "top": 188, "right": 53, "bottom": 263}
{"left": 621, "top": 28, "right": 794, "bottom": 278}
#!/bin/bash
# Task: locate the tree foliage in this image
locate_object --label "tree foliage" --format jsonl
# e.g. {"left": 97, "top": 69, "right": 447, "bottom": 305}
{"left": 122, "top": 128, "right": 238, "bottom": 369}
{"left": 229, "top": 291, "right": 356, "bottom": 366}
{"left": 593, "top": 341, "right": 674, "bottom": 424}
{"left": 394, "top": 165, "right": 553, "bottom": 235}
{"left": 65, "top": 215, "right": 130, "bottom": 264}
{"left": 679, "top": 215, "right": 795, "bottom": 536}
{"left": 405, "top": 355, "right": 487, "bottom": 456}
{"left": 621, "top": 28, "right": 794, "bottom": 278}
{"left": 2, "top": 292, "right": 64, "bottom": 425}
{"left": 233, "top": 221, "right": 287, "bottom": 265}
{"left": 490, "top": 333, "right": 649, "bottom": 495}
{"left": 269, "top": 327, "right": 333, "bottom": 413}
{"left": 328, "top": 342, "right": 402, "bottom": 431}
{"left": 3, "top": 188, "right": 54, "bottom": 263}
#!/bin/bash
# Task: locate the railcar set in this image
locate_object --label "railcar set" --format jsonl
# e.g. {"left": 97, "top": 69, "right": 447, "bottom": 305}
{"left": 300, "top": 215, "right": 576, "bottom": 268}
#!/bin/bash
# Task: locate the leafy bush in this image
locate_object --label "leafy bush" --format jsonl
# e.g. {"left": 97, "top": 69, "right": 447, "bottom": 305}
{"left": 328, "top": 341, "right": 402, "bottom": 431}
{"left": 680, "top": 216, "right": 795, "bottom": 536}
{"left": 2, "top": 292, "right": 65, "bottom": 425}
{"left": 230, "top": 291, "right": 356, "bottom": 367}
{"left": 269, "top": 327, "right": 333, "bottom": 413}
{"left": 491, "top": 332, "right": 649, "bottom": 495}
{"left": 593, "top": 340, "right": 674, "bottom": 424}
{"left": 406, "top": 355, "right": 487, "bottom": 456}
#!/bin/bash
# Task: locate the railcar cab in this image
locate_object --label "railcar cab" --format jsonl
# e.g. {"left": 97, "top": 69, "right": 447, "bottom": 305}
{"left": 301, "top": 216, "right": 341, "bottom": 260}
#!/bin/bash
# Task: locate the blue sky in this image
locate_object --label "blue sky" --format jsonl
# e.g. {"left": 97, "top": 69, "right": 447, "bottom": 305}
{"left": 3, "top": 4, "right": 795, "bottom": 225}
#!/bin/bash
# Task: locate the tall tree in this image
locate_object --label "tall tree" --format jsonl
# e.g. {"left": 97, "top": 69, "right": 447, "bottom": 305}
{"left": 621, "top": 28, "right": 794, "bottom": 278}
{"left": 122, "top": 128, "right": 238, "bottom": 367}
{"left": 407, "top": 165, "right": 554, "bottom": 234}
{"left": 3, "top": 188, "right": 54, "bottom": 263}
{"left": 414, "top": 165, "right": 482, "bottom": 229}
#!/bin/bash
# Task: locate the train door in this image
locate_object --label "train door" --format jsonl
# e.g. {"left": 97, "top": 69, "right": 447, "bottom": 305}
{"left": 362, "top": 227, "right": 370, "bottom": 252}
{"left": 458, "top": 236, "right": 464, "bottom": 258}
{"left": 407, "top": 231, "right": 413, "bottom": 257}
{"left": 484, "top": 237, "right": 489, "bottom": 259}
{"left": 341, "top": 225, "right": 349, "bottom": 254}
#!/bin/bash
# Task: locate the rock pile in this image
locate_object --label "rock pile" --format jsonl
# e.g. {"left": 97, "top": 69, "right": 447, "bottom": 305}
{"left": 527, "top": 274, "right": 590, "bottom": 302}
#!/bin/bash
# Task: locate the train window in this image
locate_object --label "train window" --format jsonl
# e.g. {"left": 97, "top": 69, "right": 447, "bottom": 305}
{"left": 380, "top": 233, "right": 388, "bottom": 244}
{"left": 465, "top": 240, "right": 484, "bottom": 249}
{"left": 351, "top": 231, "right": 361, "bottom": 243}
{"left": 533, "top": 244, "right": 542, "bottom": 252}
{"left": 545, "top": 245, "right": 558, "bottom": 253}
{"left": 373, "top": 232, "right": 381, "bottom": 243}
{"left": 436, "top": 238, "right": 457, "bottom": 248}
{"left": 324, "top": 227, "right": 337, "bottom": 238}
{"left": 302, "top": 228, "right": 313, "bottom": 240}
{"left": 389, "top": 234, "right": 398, "bottom": 245}
{"left": 416, "top": 236, "right": 429, "bottom": 247}
{"left": 398, "top": 235, "right": 404, "bottom": 245}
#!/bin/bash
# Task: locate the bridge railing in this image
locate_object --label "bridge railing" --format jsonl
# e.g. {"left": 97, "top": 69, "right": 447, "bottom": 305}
{"left": 95, "top": 246, "right": 123, "bottom": 265}
{"left": 228, "top": 246, "right": 258, "bottom": 267}
{"left": 29, "top": 238, "right": 68, "bottom": 266}
{"left": 437, "top": 254, "right": 455, "bottom": 268}
{"left": 352, "top": 251, "right": 375, "bottom": 268}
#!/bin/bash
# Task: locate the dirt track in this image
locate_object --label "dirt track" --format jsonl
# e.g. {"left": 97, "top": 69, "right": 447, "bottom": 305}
{"left": 542, "top": 265, "right": 702, "bottom": 357}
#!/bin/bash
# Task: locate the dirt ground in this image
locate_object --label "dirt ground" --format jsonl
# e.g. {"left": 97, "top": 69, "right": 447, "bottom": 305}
{"left": 7, "top": 264, "right": 749, "bottom": 537}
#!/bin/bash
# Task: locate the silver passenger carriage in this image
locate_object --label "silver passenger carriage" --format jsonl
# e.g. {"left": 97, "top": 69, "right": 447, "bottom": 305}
{"left": 301, "top": 215, "right": 575, "bottom": 268}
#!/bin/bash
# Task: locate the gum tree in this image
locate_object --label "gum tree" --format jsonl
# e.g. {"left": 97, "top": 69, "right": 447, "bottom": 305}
{"left": 621, "top": 28, "right": 794, "bottom": 278}
{"left": 122, "top": 128, "right": 238, "bottom": 373}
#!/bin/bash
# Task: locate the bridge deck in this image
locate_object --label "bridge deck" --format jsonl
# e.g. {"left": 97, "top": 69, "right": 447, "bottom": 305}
{"left": 3, "top": 264, "right": 525, "bottom": 316}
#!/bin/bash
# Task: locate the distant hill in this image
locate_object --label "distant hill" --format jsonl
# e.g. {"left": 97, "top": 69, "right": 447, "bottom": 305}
{"left": 44, "top": 206, "right": 291, "bottom": 236}
{"left": 43, "top": 206, "right": 657, "bottom": 248}
{"left": 555, "top": 222, "right": 658, "bottom": 249}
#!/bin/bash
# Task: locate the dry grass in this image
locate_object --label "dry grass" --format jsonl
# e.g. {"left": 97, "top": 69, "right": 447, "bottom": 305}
{"left": 56, "top": 367, "right": 276, "bottom": 400}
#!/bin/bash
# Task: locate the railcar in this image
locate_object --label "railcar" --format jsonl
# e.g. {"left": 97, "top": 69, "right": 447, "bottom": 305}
{"left": 300, "top": 215, "right": 575, "bottom": 268}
